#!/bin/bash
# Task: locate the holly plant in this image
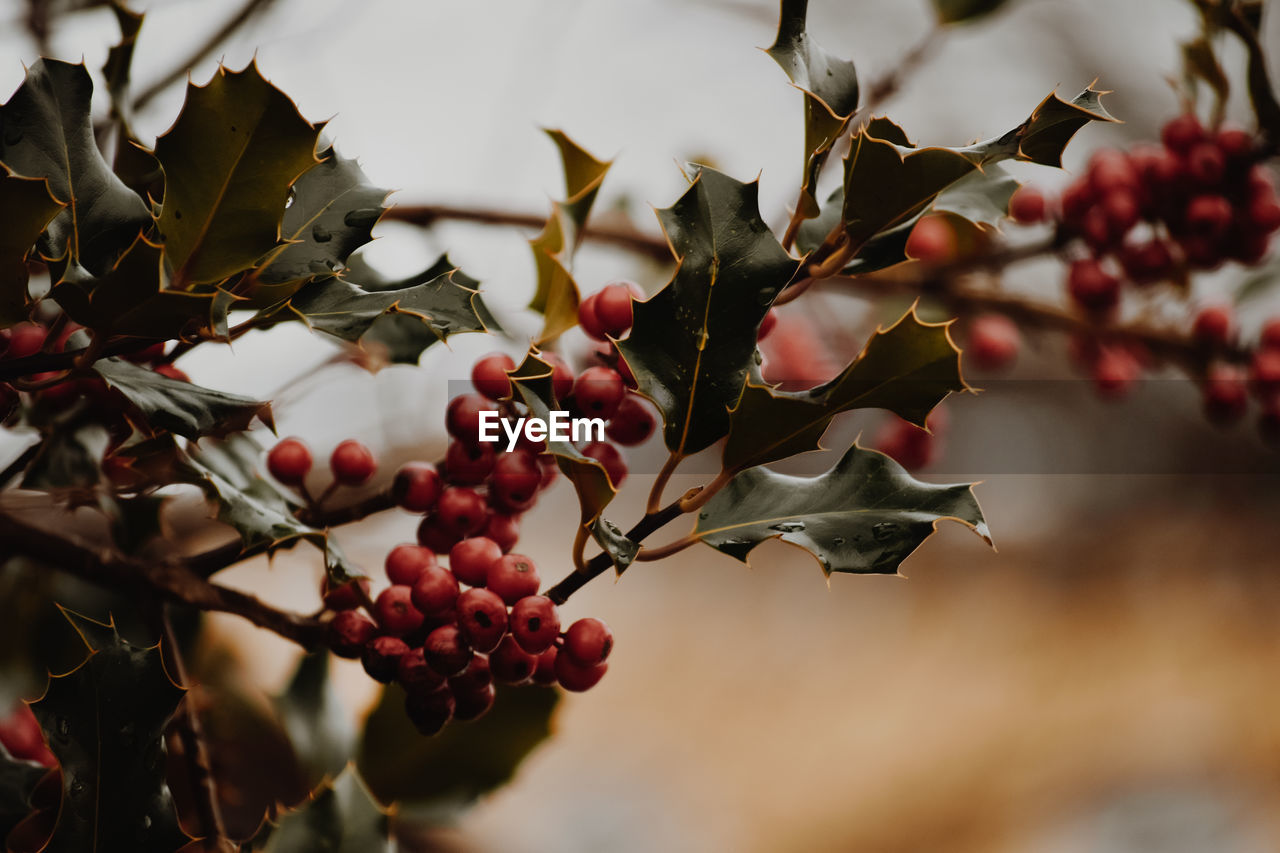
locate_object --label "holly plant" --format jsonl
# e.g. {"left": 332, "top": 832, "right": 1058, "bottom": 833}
{"left": 1, "top": 0, "right": 1278, "bottom": 850}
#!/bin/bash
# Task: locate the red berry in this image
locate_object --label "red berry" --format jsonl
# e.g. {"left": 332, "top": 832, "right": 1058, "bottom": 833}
{"left": 1119, "top": 239, "right": 1175, "bottom": 285}
{"left": 410, "top": 564, "right": 460, "bottom": 617}
{"left": 267, "top": 438, "right": 312, "bottom": 485}
{"left": 537, "top": 455, "right": 560, "bottom": 491}
{"left": 491, "top": 449, "right": 541, "bottom": 508}
{"left": 578, "top": 292, "right": 608, "bottom": 341}
{"left": 328, "top": 610, "right": 377, "bottom": 659}
{"left": 445, "top": 394, "right": 496, "bottom": 446}
{"left": 1216, "top": 127, "right": 1254, "bottom": 161}
{"left": 449, "top": 536, "right": 502, "bottom": 587}
{"left": 445, "top": 440, "right": 495, "bottom": 486}
{"left": 540, "top": 351, "right": 576, "bottom": 402}
{"left": 966, "top": 314, "right": 1021, "bottom": 371}
{"left": 1250, "top": 349, "right": 1280, "bottom": 398}
{"left": 1185, "top": 142, "right": 1226, "bottom": 187}
{"left": 758, "top": 309, "right": 778, "bottom": 341}
{"left": 1101, "top": 190, "right": 1139, "bottom": 236}
{"left": 1088, "top": 149, "right": 1138, "bottom": 195}
{"left": 455, "top": 588, "right": 508, "bottom": 652}
{"left": 1202, "top": 364, "right": 1249, "bottom": 425}
{"left": 362, "top": 636, "right": 410, "bottom": 683}
{"left": 396, "top": 647, "right": 445, "bottom": 690}
{"left": 510, "top": 595, "right": 560, "bottom": 654}
{"left": 154, "top": 364, "right": 189, "bottom": 382}
{"left": 487, "top": 553, "right": 541, "bottom": 605}
{"left": 385, "top": 544, "right": 437, "bottom": 586}
{"left": 404, "top": 685, "right": 454, "bottom": 735}
{"left": 4, "top": 323, "right": 46, "bottom": 359}
{"left": 905, "top": 215, "right": 957, "bottom": 265}
{"left": 452, "top": 683, "right": 496, "bottom": 722}
{"left": 471, "top": 352, "right": 516, "bottom": 400}
{"left": 573, "top": 366, "right": 626, "bottom": 419}
{"left": 1080, "top": 205, "right": 1117, "bottom": 251}
{"left": 1067, "top": 258, "right": 1120, "bottom": 315}
{"left": 605, "top": 395, "right": 656, "bottom": 446}
{"left": 330, "top": 439, "right": 376, "bottom": 486}
{"left": 322, "top": 576, "right": 370, "bottom": 611}
{"left": 563, "top": 617, "right": 613, "bottom": 666}
{"left": 423, "top": 624, "right": 472, "bottom": 676}
{"left": 436, "top": 487, "right": 489, "bottom": 538}
{"left": 1260, "top": 318, "right": 1280, "bottom": 351}
{"left": 1185, "top": 195, "right": 1232, "bottom": 237}
{"left": 581, "top": 440, "right": 627, "bottom": 487}
{"left": 417, "top": 516, "right": 462, "bottom": 553}
{"left": 1009, "top": 185, "right": 1048, "bottom": 224}
{"left": 1060, "top": 181, "right": 1096, "bottom": 225}
{"left": 483, "top": 513, "right": 521, "bottom": 553}
{"left": 1248, "top": 195, "right": 1280, "bottom": 234}
{"left": 555, "top": 654, "right": 608, "bottom": 692}
{"left": 374, "top": 585, "right": 425, "bottom": 636}
{"left": 595, "top": 281, "right": 639, "bottom": 338}
{"left": 532, "top": 648, "right": 558, "bottom": 686}
{"left": 874, "top": 419, "right": 935, "bottom": 470}
{"left": 1161, "top": 114, "right": 1204, "bottom": 153}
{"left": 489, "top": 635, "right": 537, "bottom": 684}
{"left": 449, "top": 655, "right": 492, "bottom": 693}
{"left": 392, "top": 462, "right": 442, "bottom": 512}
{"left": 1180, "top": 233, "right": 1225, "bottom": 270}
{"left": 1191, "top": 304, "right": 1235, "bottom": 348}
{"left": 1092, "top": 345, "right": 1142, "bottom": 399}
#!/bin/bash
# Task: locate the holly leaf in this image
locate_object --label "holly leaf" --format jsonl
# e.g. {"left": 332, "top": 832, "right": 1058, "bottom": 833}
{"left": 20, "top": 423, "right": 109, "bottom": 495}
{"left": 0, "top": 59, "right": 150, "bottom": 275}
{"left": 154, "top": 63, "right": 321, "bottom": 288}
{"left": 179, "top": 434, "right": 363, "bottom": 584}
{"left": 617, "top": 166, "right": 801, "bottom": 457}
{"left": 256, "top": 144, "right": 389, "bottom": 285}
{"left": 767, "top": 0, "right": 860, "bottom": 217}
{"left": 358, "top": 684, "right": 557, "bottom": 821}
{"left": 694, "top": 442, "right": 991, "bottom": 576}
{"left": 590, "top": 516, "right": 639, "bottom": 575}
{"left": 723, "top": 308, "right": 966, "bottom": 471}
{"left": 841, "top": 86, "right": 1115, "bottom": 252}
{"left": 51, "top": 234, "right": 221, "bottom": 339}
{"left": 255, "top": 766, "right": 390, "bottom": 853}
{"left": 272, "top": 654, "right": 354, "bottom": 790}
{"left": 509, "top": 352, "right": 617, "bottom": 524}
{"left": 0, "top": 168, "right": 64, "bottom": 327}
{"left": 29, "top": 608, "right": 190, "bottom": 853}
{"left": 933, "top": 163, "right": 1019, "bottom": 229}
{"left": 102, "top": 3, "right": 144, "bottom": 131}
{"left": 528, "top": 130, "right": 612, "bottom": 344}
{"left": 0, "top": 743, "right": 46, "bottom": 843}
{"left": 932, "top": 0, "right": 1011, "bottom": 24}
{"left": 93, "top": 357, "right": 272, "bottom": 439}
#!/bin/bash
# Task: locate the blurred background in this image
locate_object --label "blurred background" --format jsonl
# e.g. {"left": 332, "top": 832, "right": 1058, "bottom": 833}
{"left": 3, "top": 0, "right": 1280, "bottom": 850}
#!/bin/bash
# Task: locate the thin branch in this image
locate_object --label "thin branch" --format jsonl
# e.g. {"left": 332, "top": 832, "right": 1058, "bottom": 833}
{"left": 677, "top": 468, "right": 734, "bottom": 514}
{"left": 383, "top": 204, "right": 671, "bottom": 262}
{"left": 0, "top": 512, "right": 326, "bottom": 647}
{"left": 633, "top": 533, "right": 698, "bottom": 562}
{"left": 159, "top": 608, "right": 226, "bottom": 849}
{"left": 646, "top": 452, "right": 680, "bottom": 515}
{"left": 571, "top": 523, "right": 590, "bottom": 574}
{"left": 133, "top": 0, "right": 280, "bottom": 112}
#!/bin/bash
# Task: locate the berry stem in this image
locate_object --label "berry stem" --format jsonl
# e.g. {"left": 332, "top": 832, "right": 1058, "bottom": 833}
{"left": 646, "top": 451, "right": 681, "bottom": 515}
{"left": 546, "top": 498, "right": 687, "bottom": 605}
{"left": 633, "top": 533, "right": 699, "bottom": 561}
{"left": 572, "top": 523, "right": 590, "bottom": 574}
{"left": 677, "top": 468, "right": 733, "bottom": 514}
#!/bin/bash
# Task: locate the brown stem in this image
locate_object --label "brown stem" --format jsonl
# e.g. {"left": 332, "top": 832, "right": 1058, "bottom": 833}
{"left": 133, "top": 0, "right": 280, "bottom": 111}
{"left": 0, "top": 513, "right": 326, "bottom": 647}
{"left": 571, "top": 523, "right": 590, "bottom": 574}
{"left": 677, "top": 468, "right": 734, "bottom": 514}
{"left": 159, "top": 608, "right": 226, "bottom": 848}
{"left": 383, "top": 204, "right": 671, "bottom": 262}
{"left": 633, "top": 533, "right": 698, "bottom": 562}
{"left": 646, "top": 452, "right": 680, "bottom": 515}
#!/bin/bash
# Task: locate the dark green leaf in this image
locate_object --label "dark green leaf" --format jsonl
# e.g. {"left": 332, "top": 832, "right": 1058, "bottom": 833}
{"left": 694, "top": 442, "right": 991, "bottom": 575}
{"left": 723, "top": 308, "right": 966, "bottom": 470}
{"left": 102, "top": 3, "right": 144, "bottom": 130}
{"left": 272, "top": 654, "right": 354, "bottom": 789}
{"left": 0, "top": 168, "right": 64, "bottom": 327}
{"left": 20, "top": 423, "right": 109, "bottom": 494}
{"left": 0, "top": 743, "right": 46, "bottom": 842}
{"left": 256, "top": 145, "right": 388, "bottom": 285}
{"left": 932, "top": 0, "right": 1011, "bottom": 24}
{"left": 510, "top": 352, "right": 617, "bottom": 524}
{"left": 52, "top": 235, "right": 221, "bottom": 339}
{"left": 0, "top": 59, "right": 150, "bottom": 275}
{"left": 795, "top": 185, "right": 917, "bottom": 273}
{"left": 767, "top": 0, "right": 860, "bottom": 216}
{"left": 528, "top": 130, "right": 612, "bottom": 344}
{"left": 104, "top": 493, "right": 167, "bottom": 554}
{"left": 358, "top": 684, "right": 557, "bottom": 821}
{"left": 617, "top": 166, "right": 801, "bottom": 456}
{"left": 30, "top": 607, "right": 190, "bottom": 853}
{"left": 179, "top": 434, "right": 363, "bottom": 584}
{"left": 154, "top": 64, "right": 321, "bottom": 287}
{"left": 933, "top": 163, "right": 1019, "bottom": 229}
{"left": 590, "top": 516, "right": 639, "bottom": 574}
{"left": 94, "top": 357, "right": 271, "bottom": 439}
{"left": 256, "top": 766, "right": 390, "bottom": 853}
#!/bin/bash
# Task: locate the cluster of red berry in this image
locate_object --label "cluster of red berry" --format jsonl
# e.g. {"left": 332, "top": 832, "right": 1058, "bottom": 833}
{"left": 874, "top": 406, "right": 949, "bottom": 471}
